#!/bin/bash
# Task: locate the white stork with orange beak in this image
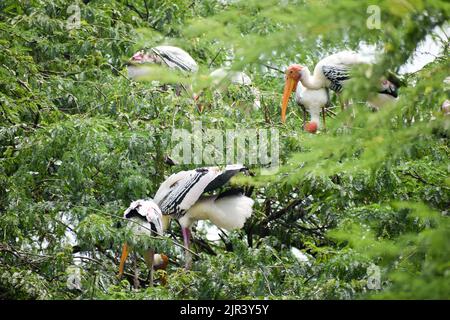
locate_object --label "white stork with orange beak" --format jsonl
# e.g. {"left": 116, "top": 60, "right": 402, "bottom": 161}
{"left": 282, "top": 52, "right": 402, "bottom": 124}
{"left": 281, "top": 64, "right": 330, "bottom": 133}
{"left": 288, "top": 51, "right": 369, "bottom": 93}
{"left": 282, "top": 51, "right": 370, "bottom": 118}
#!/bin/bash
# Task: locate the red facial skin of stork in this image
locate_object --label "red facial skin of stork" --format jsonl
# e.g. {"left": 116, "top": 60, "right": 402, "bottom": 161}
{"left": 281, "top": 64, "right": 302, "bottom": 123}
{"left": 130, "top": 51, "right": 154, "bottom": 64}
{"left": 304, "top": 121, "right": 318, "bottom": 134}
{"left": 131, "top": 51, "right": 144, "bottom": 61}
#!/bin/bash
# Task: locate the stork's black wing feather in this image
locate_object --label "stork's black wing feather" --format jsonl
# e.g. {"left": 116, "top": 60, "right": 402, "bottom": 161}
{"left": 204, "top": 166, "right": 247, "bottom": 193}
{"left": 154, "top": 165, "right": 247, "bottom": 218}
{"left": 215, "top": 188, "right": 245, "bottom": 200}
{"left": 157, "top": 169, "right": 209, "bottom": 217}
{"left": 322, "top": 65, "right": 351, "bottom": 93}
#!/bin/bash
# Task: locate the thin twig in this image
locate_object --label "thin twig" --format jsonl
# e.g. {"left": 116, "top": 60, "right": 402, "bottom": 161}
{"left": 208, "top": 48, "right": 224, "bottom": 68}
{"left": 260, "top": 63, "right": 284, "bottom": 74}
{"left": 403, "top": 170, "right": 450, "bottom": 190}
{"left": 107, "top": 63, "right": 132, "bottom": 82}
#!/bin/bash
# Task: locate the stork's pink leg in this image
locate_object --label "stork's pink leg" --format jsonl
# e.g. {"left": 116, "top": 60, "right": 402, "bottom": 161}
{"left": 182, "top": 227, "right": 192, "bottom": 270}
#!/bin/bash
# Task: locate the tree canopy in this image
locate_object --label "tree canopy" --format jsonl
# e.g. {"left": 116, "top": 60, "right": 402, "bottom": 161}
{"left": 0, "top": 0, "right": 449, "bottom": 299}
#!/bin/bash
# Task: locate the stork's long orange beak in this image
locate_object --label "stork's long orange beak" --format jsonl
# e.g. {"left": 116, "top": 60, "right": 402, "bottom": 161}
{"left": 281, "top": 77, "right": 298, "bottom": 123}
{"left": 118, "top": 243, "right": 129, "bottom": 278}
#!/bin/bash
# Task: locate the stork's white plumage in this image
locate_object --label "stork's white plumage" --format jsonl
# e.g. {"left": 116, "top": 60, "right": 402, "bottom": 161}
{"left": 297, "top": 51, "right": 369, "bottom": 92}
{"left": 294, "top": 82, "right": 330, "bottom": 133}
{"left": 281, "top": 52, "right": 402, "bottom": 123}
{"left": 281, "top": 51, "right": 370, "bottom": 121}
{"left": 154, "top": 164, "right": 254, "bottom": 269}
{"left": 118, "top": 200, "right": 164, "bottom": 287}
{"left": 123, "top": 199, "right": 163, "bottom": 236}
{"left": 127, "top": 45, "right": 198, "bottom": 80}
{"left": 178, "top": 193, "right": 253, "bottom": 232}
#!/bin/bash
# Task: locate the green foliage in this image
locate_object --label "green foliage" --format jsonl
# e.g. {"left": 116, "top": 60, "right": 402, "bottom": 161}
{"left": 0, "top": 0, "right": 449, "bottom": 299}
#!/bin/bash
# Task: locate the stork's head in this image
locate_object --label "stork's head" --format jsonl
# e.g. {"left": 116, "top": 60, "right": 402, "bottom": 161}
{"left": 281, "top": 64, "right": 303, "bottom": 123}
{"left": 131, "top": 50, "right": 145, "bottom": 62}
{"left": 380, "top": 79, "right": 398, "bottom": 98}
{"left": 118, "top": 199, "right": 164, "bottom": 278}
{"left": 123, "top": 199, "right": 163, "bottom": 235}
{"left": 128, "top": 50, "right": 159, "bottom": 65}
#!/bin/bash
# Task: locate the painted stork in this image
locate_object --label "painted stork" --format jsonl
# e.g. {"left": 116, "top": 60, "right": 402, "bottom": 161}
{"left": 118, "top": 165, "right": 254, "bottom": 273}
{"left": 282, "top": 52, "right": 402, "bottom": 124}
{"left": 118, "top": 199, "right": 164, "bottom": 287}
{"left": 289, "top": 51, "right": 369, "bottom": 93}
{"left": 210, "top": 68, "right": 261, "bottom": 109}
{"left": 281, "top": 65, "right": 330, "bottom": 133}
{"left": 282, "top": 51, "right": 370, "bottom": 114}
{"left": 153, "top": 164, "right": 254, "bottom": 269}
{"left": 127, "top": 46, "right": 198, "bottom": 80}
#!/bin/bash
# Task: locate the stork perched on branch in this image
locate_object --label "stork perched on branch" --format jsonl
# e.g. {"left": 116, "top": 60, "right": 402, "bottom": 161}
{"left": 118, "top": 165, "right": 254, "bottom": 273}
{"left": 282, "top": 51, "right": 402, "bottom": 125}
{"left": 280, "top": 51, "right": 368, "bottom": 128}
{"left": 154, "top": 164, "right": 254, "bottom": 269}
{"left": 281, "top": 66, "right": 331, "bottom": 133}
{"left": 289, "top": 51, "right": 369, "bottom": 95}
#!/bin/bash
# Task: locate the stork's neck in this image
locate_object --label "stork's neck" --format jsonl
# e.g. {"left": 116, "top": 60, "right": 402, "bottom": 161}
{"left": 300, "top": 68, "right": 323, "bottom": 90}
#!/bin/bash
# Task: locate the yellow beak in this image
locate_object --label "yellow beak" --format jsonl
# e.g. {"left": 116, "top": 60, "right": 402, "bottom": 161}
{"left": 118, "top": 243, "right": 129, "bottom": 278}
{"left": 281, "top": 77, "right": 297, "bottom": 123}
